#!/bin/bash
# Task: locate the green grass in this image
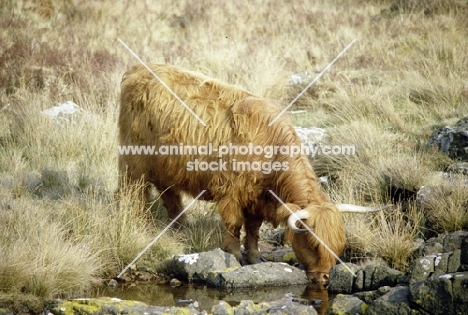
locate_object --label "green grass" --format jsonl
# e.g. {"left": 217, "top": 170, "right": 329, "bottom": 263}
{"left": 1, "top": 0, "right": 467, "bottom": 302}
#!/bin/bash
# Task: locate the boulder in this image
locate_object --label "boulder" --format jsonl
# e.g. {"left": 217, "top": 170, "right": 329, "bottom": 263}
{"left": 206, "top": 262, "right": 309, "bottom": 288}
{"left": 366, "top": 286, "right": 412, "bottom": 315}
{"left": 362, "top": 265, "right": 403, "bottom": 291}
{"left": 46, "top": 297, "right": 203, "bottom": 315}
{"left": 328, "top": 263, "right": 360, "bottom": 294}
{"left": 46, "top": 296, "right": 320, "bottom": 315}
{"left": 329, "top": 263, "right": 403, "bottom": 293}
{"left": 409, "top": 273, "right": 464, "bottom": 315}
{"left": 325, "top": 295, "right": 367, "bottom": 315}
{"left": 212, "top": 297, "right": 319, "bottom": 315}
{"left": 427, "top": 117, "right": 468, "bottom": 161}
{"left": 409, "top": 256, "right": 435, "bottom": 284}
{"left": 172, "top": 248, "right": 241, "bottom": 282}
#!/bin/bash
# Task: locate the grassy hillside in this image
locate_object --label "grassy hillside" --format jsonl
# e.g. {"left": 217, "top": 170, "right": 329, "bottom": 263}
{"left": 1, "top": 0, "right": 467, "bottom": 304}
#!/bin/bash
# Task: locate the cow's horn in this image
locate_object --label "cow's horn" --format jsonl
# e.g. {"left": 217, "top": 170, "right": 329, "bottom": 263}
{"left": 336, "top": 204, "right": 393, "bottom": 213}
{"left": 288, "top": 210, "right": 310, "bottom": 234}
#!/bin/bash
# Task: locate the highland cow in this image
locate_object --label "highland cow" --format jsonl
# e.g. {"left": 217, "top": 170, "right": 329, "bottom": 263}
{"left": 118, "top": 63, "right": 383, "bottom": 284}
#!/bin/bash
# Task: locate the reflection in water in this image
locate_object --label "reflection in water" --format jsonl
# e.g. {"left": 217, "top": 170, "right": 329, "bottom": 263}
{"left": 301, "top": 282, "right": 333, "bottom": 315}
{"left": 91, "top": 281, "right": 333, "bottom": 314}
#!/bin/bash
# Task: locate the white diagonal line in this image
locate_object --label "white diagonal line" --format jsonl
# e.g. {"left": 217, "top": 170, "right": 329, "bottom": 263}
{"left": 117, "top": 190, "right": 206, "bottom": 278}
{"left": 117, "top": 38, "right": 207, "bottom": 126}
{"left": 268, "top": 190, "right": 357, "bottom": 278}
{"left": 268, "top": 39, "right": 357, "bottom": 126}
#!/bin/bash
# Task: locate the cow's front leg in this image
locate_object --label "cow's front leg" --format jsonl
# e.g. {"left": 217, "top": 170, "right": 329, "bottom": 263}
{"left": 244, "top": 217, "right": 266, "bottom": 264}
{"left": 220, "top": 224, "right": 244, "bottom": 264}
{"left": 218, "top": 199, "right": 245, "bottom": 264}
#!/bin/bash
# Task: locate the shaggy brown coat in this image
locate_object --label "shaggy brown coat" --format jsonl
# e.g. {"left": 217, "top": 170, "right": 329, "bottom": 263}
{"left": 118, "top": 64, "right": 345, "bottom": 283}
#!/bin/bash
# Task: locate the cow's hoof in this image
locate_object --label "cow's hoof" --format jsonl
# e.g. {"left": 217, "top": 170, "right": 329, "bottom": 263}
{"left": 239, "top": 257, "right": 249, "bottom": 266}
{"left": 247, "top": 256, "right": 267, "bottom": 264}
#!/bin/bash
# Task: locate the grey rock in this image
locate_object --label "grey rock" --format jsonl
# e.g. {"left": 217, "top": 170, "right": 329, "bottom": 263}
{"left": 461, "top": 235, "right": 468, "bottom": 265}
{"left": 173, "top": 248, "right": 241, "bottom": 282}
{"left": 433, "top": 252, "right": 450, "bottom": 274}
{"left": 442, "top": 231, "right": 468, "bottom": 251}
{"left": 367, "top": 286, "right": 412, "bottom": 315}
{"left": 325, "top": 295, "right": 367, "bottom": 315}
{"left": 363, "top": 265, "right": 402, "bottom": 291}
{"left": 328, "top": 263, "right": 360, "bottom": 294}
{"left": 353, "top": 269, "right": 364, "bottom": 292}
{"left": 422, "top": 242, "right": 444, "bottom": 255}
{"left": 329, "top": 264, "right": 402, "bottom": 294}
{"left": 211, "top": 301, "right": 234, "bottom": 315}
{"left": 260, "top": 247, "right": 295, "bottom": 263}
{"left": 353, "top": 286, "right": 391, "bottom": 305}
{"left": 446, "top": 162, "right": 468, "bottom": 175}
{"left": 409, "top": 256, "right": 435, "bottom": 284}
{"left": 409, "top": 274, "right": 457, "bottom": 315}
{"left": 448, "top": 249, "right": 461, "bottom": 273}
{"left": 47, "top": 297, "right": 206, "bottom": 315}
{"left": 206, "top": 262, "right": 309, "bottom": 288}
{"left": 452, "top": 272, "right": 468, "bottom": 314}
{"left": 427, "top": 119, "right": 468, "bottom": 161}
{"left": 212, "top": 297, "right": 319, "bottom": 315}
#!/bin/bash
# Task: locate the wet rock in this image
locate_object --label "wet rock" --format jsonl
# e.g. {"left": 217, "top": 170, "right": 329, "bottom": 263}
{"left": 325, "top": 295, "right": 367, "bottom": 315}
{"left": 170, "top": 278, "right": 182, "bottom": 287}
{"left": 175, "top": 299, "right": 199, "bottom": 308}
{"left": 173, "top": 248, "right": 241, "bottom": 282}
{"left": 212, "top": 297, "right": 319, "bottom": 315}
{"left": 46, "top": 297, "right": 204, "bottom": 315}
{"left": 366, "top": 286, "right": 412, "bottom": 315}
{"left": 206, "top": 262, "right": 309, "bottom": 288}
{"left": 427, "top": 117, "right": 468, "bottom": 161}
{"left": 268, "top": 296, "right": 319, "bottom": 315}
{"left": 260, "top": 247, "right": 295, "bottom": 263}
{"left": 328, "top": 263, "right": 360, "bottom": 294}
{"left": 329, "top": 264, "right": 402, "bottom": 293}
{"left": 328, "top": 231, "right": 468, "bottom": 315}
{"left": 363, "top": 265, "right": 403, "bottom": 291}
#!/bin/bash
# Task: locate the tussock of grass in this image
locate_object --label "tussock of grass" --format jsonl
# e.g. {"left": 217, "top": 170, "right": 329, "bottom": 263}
{"left": 344, "top": 205, "right": 423, "bottom": 270}
{"left": 183, "top": 202, "right": 225, "bottom": 253}
{"left": 0, "top": 192, "right": 100, "bottom": 298}
{"left": 369, "top": 205, "right": 423, "bottom": 270}
{"left": 421, "top": 181, "right": 468, "bottom": 233}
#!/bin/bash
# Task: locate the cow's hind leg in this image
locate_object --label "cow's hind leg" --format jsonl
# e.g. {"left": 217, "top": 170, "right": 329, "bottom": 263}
{"left": 244, "top": 217, "right": 266, "bottom": 264}
{"left": 159, "top": 189, "right": 187, "bottom": 225}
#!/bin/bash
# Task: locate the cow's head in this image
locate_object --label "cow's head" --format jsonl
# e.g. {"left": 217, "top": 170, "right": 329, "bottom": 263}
{"left": 287, "top": 203, "right": 392, "bottom": 285}
{"left": 287, "top": 203, "right": 345, "bottom": 285}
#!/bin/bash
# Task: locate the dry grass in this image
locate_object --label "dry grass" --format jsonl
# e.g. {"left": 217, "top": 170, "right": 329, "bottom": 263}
{"left": 1, "top": 0, "right": 467, "bottom": 301}
{"left": 420, "top": 180, "right": 468, "bottom": 233}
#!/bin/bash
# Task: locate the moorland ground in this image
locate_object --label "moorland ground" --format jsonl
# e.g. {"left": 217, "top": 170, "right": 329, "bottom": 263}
{"left": 0, "top": 0, "right": 467, "bottom": 308}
